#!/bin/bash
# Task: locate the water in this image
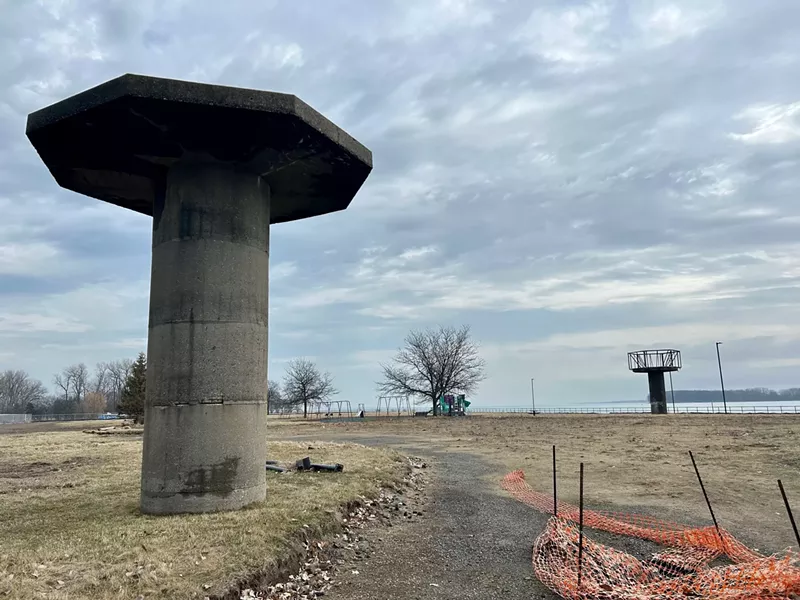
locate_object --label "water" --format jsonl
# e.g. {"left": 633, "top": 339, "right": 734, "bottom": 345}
{"left": 470, "top": 400, "right": 800, "bottom": 414}
{"left": 580, "top": 399, "right": 800, "bottom": 412}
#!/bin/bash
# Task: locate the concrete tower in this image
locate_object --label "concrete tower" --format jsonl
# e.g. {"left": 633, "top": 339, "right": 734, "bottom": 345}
{"left": 26, "top": 74, "right": 372, "bottom": 514}
{"left": 627, "top": 349, "right": 682, "bottom": 414}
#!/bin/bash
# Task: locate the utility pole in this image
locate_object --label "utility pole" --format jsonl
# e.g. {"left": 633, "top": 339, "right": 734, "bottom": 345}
{"left": 530, "top": 378, "right": 536, "bottom": 415}
{"left": 716, "top": 341, "right": 727, "bottom": 414}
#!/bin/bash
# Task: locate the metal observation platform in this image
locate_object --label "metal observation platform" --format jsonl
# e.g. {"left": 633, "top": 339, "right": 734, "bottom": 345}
{"left": 627, "top": 349, "right": 682, "bottom": 414}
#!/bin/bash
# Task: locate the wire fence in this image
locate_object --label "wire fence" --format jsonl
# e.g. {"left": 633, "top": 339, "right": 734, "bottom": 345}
{"left": 31, "top": 413, "right": 121, "bottom": 422}
{"left": 266, "top": 405, "right": 800, "bottom": 418}
{"left": 470, "top": 405, "right": 800, "bottom": 415}
{"left": 0, "top": 413, "right": 32, "bottom": 424}
{"left": 6, "top": 404, "right": 798, "bottom": 425}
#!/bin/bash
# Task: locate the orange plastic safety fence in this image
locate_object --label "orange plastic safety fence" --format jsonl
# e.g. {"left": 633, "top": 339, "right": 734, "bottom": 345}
{"left": 501, "top": 470, "right": 800, "bottom": 600}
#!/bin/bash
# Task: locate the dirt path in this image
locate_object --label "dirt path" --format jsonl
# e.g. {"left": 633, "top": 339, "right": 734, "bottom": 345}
{"left": 287, "top": 433, "right": 555, "bottom": 600}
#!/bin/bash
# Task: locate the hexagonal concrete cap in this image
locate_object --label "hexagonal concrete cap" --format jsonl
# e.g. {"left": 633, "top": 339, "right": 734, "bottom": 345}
{"left": 26, "top": 74, "right": 373, "bottom": 224}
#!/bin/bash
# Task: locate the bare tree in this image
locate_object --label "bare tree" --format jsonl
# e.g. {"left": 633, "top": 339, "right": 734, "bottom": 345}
{"left": 65, "top": 363, "right": 89, "bottom": 405}
{"left": 92, "top": 363, "right": 110, "bottom": 395}
{"left": 282, "top": 358, "right": 338, "bottom": 418}
{"left": 267, "top": 379, "right": 287, "bottom": 414}
{"left": 379, "top": 325, "right": 486, "bottom": 415}
{"left": 39, "top": 395, "right": 59, "bottom": 414}
{"left": 0, "top": 370, "right": 48, "bottom": 414}
{"left": 104, "top": 359, "right": 134, "bottom": 413}
{"left": 53, "top": 372, "right": 72, "bottom": 404}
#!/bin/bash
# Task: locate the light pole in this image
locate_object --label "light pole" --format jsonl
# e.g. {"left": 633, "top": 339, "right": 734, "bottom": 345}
{"left": 716, "top": 341, "right": 727, "bottom": 414}
{"left": 530, "top": 378, "right": 536, "bottom": 415}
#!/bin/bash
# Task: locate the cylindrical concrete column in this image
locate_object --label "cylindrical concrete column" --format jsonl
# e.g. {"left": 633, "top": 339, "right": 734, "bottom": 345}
{"left": 141, "top": 162, "right": 269, "bottom": 514}
{"left": 647, "top": 371, "right": 668, "bottom": 415}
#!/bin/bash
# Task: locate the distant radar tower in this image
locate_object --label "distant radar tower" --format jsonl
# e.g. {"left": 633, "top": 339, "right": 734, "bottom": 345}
{"left": 627, "top": 349, "right": 682, "bottom": 414}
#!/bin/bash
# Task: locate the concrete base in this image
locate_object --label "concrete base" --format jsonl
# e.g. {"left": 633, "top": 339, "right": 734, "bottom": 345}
{"left": 648, "top": 371, "right": 668, "bottom": 414}
{"left": 141, "top": 403, "right": 268, "bottom": 514}
{"left": 141, "top": 162, "right": 269, "bottom": 515}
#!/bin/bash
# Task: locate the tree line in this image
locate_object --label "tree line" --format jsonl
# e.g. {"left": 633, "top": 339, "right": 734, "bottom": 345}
{"left": 0, "top": 353, "right": 341, "bottom": 421}
{"left": 2, "top": 325, "right": 490, "bottom": 419}
{"left": 0, "top": 353, "right": 148, "bottom": 418}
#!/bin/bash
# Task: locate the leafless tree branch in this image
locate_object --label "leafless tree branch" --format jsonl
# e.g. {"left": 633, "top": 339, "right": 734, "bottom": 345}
{"left": 282, "top": 358, "right": 338, "bottom": 418}
{"left": 378, "top": 325, "right": 486, "bottom": 415}
{"left": 0, "top": 370, "right": 48, "bottom": 414}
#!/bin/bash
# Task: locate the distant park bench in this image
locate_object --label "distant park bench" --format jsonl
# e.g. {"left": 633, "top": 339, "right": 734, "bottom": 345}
{"left": 414, "top": 410, "right": 432, "bottom": 417}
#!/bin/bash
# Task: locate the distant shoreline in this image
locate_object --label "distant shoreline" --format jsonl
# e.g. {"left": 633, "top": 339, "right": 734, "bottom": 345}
{"left": 587, "top": 397, "right": 796, "bottom": 406}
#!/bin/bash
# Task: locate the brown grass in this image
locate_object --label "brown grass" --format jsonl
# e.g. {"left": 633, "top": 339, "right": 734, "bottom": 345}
{"left": 0, "top": 426, "right": 406, "bottom": 599}
{"left": 266, "top": 414, "right": 800, "bottom": 555}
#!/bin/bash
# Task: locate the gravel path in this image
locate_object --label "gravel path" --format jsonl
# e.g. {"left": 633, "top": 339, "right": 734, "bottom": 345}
{"left": 289, "top": 433, "right": 557, "bottom": 600}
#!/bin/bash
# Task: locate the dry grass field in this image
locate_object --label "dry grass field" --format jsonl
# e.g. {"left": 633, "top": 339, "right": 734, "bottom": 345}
{"left": 1, "top": 414, "right": 797, "bottom": 599}
{"left": 0, "top": 422, "right": 407, "bottom": 599}
{"left": 268, "top": 413, "right": 800, "bottom": 555}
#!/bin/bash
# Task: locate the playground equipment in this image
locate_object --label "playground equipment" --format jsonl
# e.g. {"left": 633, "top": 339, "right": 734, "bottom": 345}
{"left": 313, "top": 400, "right": 353, "bottom": 419}
{"left": 376, "top": 395, "right": 412, "bottom": 416}
{"left": 439, "top": 393, "right": 470, "bottom": 416}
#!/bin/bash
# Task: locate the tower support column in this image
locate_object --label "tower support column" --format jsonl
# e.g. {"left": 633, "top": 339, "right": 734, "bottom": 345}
{"left": 647, "top": 371, "right": 668, "bottom": 415}
{"left": 141, "top": 162, "right": 270, "bottom": 515}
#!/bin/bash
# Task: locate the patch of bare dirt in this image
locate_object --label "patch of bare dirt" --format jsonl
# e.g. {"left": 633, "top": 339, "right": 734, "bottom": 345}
{"left": 0, "top": 456, "right": 95, "bottom": 479}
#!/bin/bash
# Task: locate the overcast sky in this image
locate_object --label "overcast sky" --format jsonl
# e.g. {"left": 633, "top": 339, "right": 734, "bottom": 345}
{"left": 3, "top": 0, "right": 800, "bottom": 407}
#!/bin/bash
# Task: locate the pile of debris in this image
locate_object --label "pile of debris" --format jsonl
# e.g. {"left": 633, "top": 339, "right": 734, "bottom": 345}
{"left": 82, "top": 422, "right": 143, "bottom": 436}
{"left": 265, "top": 457, "right": 344, "bottom": 474}
{"left": 237, "top": 456, "right": 428, "bottom": 600}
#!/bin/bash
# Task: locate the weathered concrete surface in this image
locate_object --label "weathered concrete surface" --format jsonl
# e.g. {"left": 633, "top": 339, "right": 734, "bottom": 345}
{"left": 26, "top": 74, "right": 373, "bottom": 514}
{"left": 141, "top": 403, "right": 268, "bottom": 514}
{"left": 140, "top": 163, "right": 269, "bottom": 514}
{"left": 147, "top": 163, "right": 269, "bottom": 407}
{"left": 648, "top": 371, "right": 668, "bottom": 414}
{"left": 25, "top": 73, "right": 373, "bottom": 223}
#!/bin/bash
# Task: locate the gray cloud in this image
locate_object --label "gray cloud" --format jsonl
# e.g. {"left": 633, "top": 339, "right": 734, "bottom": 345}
{"left": 3, "top": 0, "right": 800, "bottom": 406}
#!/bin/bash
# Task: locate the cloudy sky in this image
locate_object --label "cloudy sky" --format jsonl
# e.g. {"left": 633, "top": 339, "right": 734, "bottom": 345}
{"left": 3, "top": 0, "right": 800, "bottom": 408}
